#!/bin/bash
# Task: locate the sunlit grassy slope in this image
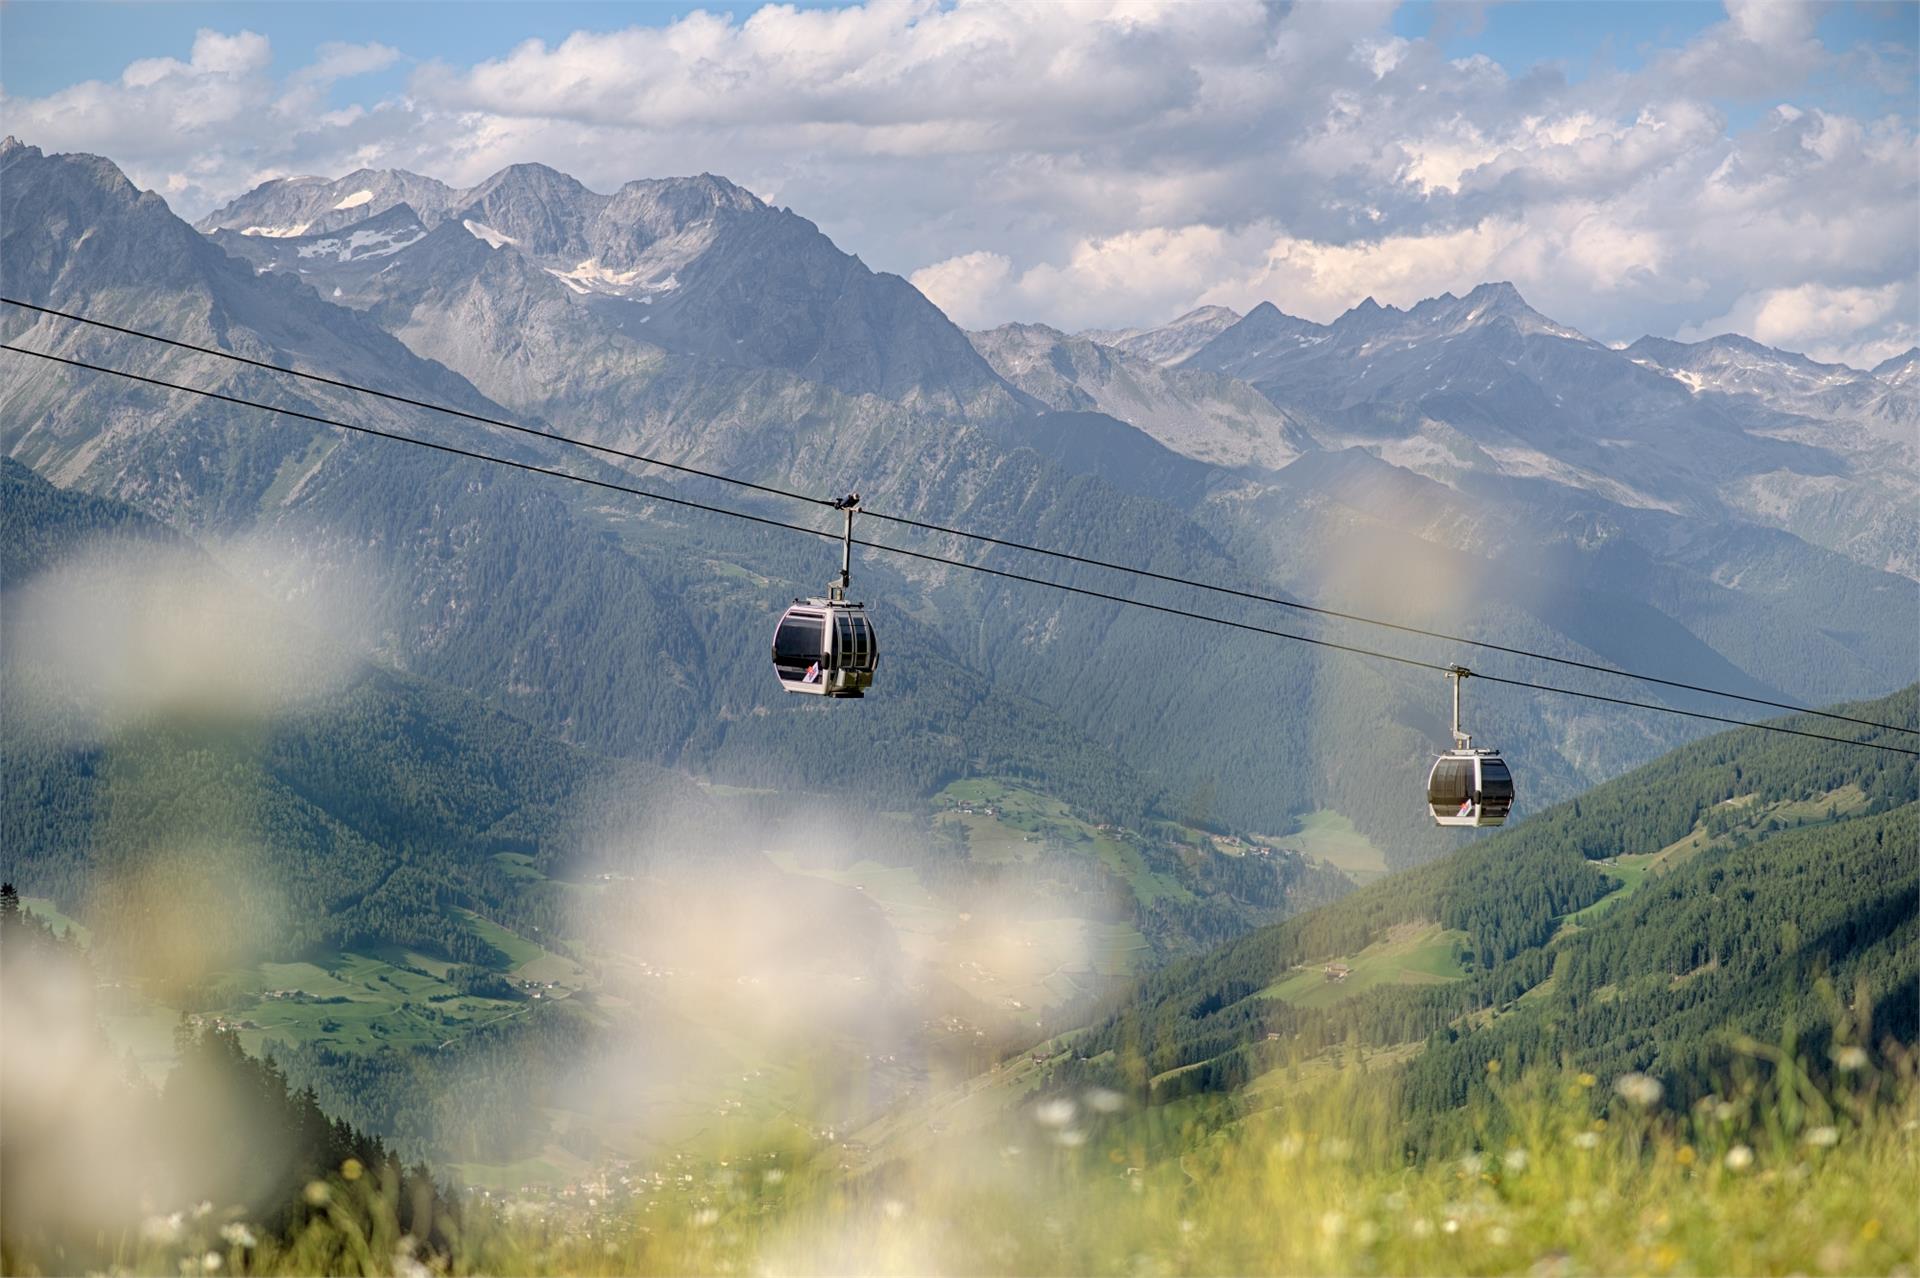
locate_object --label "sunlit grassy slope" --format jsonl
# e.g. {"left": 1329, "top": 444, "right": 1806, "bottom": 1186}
{"left": 1272, "top": 809, "right": 1389, "bottom": 884}
{"left": 1065, "top": 687, "right": 1917, "bottom": 1109}
{"left": 1256, "top": 921, "right": 1469, "bottom": 1009}
{"left": 122, "top": 1046, "right": 1919, "bottom": 1277}
{"left": 934, "top": 777, "right": 1193, "bottom": 904}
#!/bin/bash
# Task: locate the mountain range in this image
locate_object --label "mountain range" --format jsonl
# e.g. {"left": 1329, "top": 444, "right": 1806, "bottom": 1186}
{"left": 4, "top": 134, "right": 1915, "bottom": 877}
{"left": 4, "top": 134, "right": 1918, "bottom": 1202}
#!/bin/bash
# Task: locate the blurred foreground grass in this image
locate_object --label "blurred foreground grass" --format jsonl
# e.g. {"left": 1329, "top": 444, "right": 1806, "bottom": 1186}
{"left": 110, "top": 1038, "right": 1918, "bottom": 1277}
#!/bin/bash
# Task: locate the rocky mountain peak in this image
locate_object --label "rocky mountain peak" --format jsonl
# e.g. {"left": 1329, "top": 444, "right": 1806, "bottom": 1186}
{"left": 598, "top": 174, "right": 768, "bottom": 249}
{"left": 1077, "top": 304, "right": 1244, "bottom": 367}
{"left": 197, "top": 167, "right": 459, "bottom": 238}
{"left": 464, "top": 162, "right": 589, "bottom": 202}
{"left": 1872, "top": 347, "right": 1919, "bottom": 386}
{"left": 616, "top": 172, "right": 764, "bottom": 213}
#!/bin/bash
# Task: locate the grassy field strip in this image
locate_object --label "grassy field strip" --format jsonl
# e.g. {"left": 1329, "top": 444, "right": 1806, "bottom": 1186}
{"left": 456, "top": 908, "right": 587, "bottom": 986}
{"left": 1651, "top": 782, "right": 1870, "bottom": 872}
{"left": 1559, "top": 851, "right": 1659, "bottom": 930}
{"left": 1256, "top": 921, "right": 1469, "bottom": 1010}
{"left": 21, "top": 896, "right": 90, "bottom": 944}
{"left": 1268, "top": 809, "right": 1387, "bottom": 884}
{"left": 936, "top": 778, "right": 1191, "bottom": 905}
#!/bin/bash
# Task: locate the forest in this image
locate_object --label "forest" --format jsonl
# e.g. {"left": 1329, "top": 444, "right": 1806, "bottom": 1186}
{"left": 1051, "top": 685, "right": 1919, "bottom": 1140}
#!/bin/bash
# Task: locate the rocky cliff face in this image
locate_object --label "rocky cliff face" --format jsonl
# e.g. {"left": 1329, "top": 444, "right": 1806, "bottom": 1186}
{"left": 970, "top": 321, "right": 1314, "bottom": 471}
{"left": 1078, "top": 305, "right": 1242, "bottom": 367}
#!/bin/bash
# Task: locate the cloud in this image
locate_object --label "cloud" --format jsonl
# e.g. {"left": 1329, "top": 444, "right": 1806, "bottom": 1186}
{"left": 1678, "top": 281, "right": 1918, "bottom": 367}
{"left": 909, "top": 250, "right": 1015, "bottom": 329}
{"left": 1, "top": 0, "right": 1913, "bottom": 360}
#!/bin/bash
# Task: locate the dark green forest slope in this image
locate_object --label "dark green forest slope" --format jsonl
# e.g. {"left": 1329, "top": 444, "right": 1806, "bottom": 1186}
{"left": 0, "top": 456, "right": 678, "bottom": 976}
{"left": 1055, "top": 685, "right": 1918, "bottom": 1131}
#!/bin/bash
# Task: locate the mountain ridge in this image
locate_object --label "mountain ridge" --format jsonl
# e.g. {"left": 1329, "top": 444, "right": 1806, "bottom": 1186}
{"left": 6, "top": 137, "right": 1915, "bottom": 870}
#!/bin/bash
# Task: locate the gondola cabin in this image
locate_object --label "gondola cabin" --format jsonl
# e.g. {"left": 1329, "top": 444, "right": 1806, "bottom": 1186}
{"left": 772, "top": 599, "right": 878, "bottom": 698}
{"left": 1425, "top": 749, "right": 1513, "bottom": 827}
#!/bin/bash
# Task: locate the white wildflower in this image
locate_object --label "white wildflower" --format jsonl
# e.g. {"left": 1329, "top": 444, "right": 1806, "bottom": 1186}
{"left": 1457, "top": 1152, "right": 1486, "bottom": 1174}
{"left": 219, "top": 1224, "right": 257, "bottom": 1249}
{"left": 1714, "top": 1101, "right": 1738, "bottom": 1123}
{"left": 1319, "top": 1210, "right": 1346, "bottom": 1239}
{"left": 202, "top": 1253, "right": 222, "bottom": 1273}
{"left": 1411, "top": 1218, "right": 1434, "bottom": 1239}
{"left": 883, "top": 1199, "right": 906, "bottom": 1221}
{"left": 1834, "top": 1046, "right": 1869, "bottom": 1072}
{"left": 1489, "top": 1225, "right": 1512, "bottom": 1246}
{"left": 143, "top": 1212, "right": 185, "bottom": 1244}
{"left": 1443, "top": 1217, "right": 1460, "bottom": 1235}
{"left": 304, "top": 1181, "right": 330, "bottom": 1206}
{"left": 1573, "top": 1131, "right": 1600, "bottom": 1150}
{"left": 1724, "top": 1144, "right": 1755, "bottom": 1171}
{"left": 1803, "top": 1125, "right": 1840, "bottom": 1148}
{"left": 692, "top": 1208, "right": 720, "bottom": 1228}
{"left": 1033, "top": 1098, "right": 1076, "bottom": 1128}
{"left": 1503, "top": 1148, "right": 1529, "bottom": 1172}
{"left": 1613, "top": 1072, "right": 1663, "bottom": 1107}
{"left": 1054, "top": 1128, "right": 1087, "bottom": 1147}
{"left": 763, "top": 1168, "right": 785, "bottom": 1186}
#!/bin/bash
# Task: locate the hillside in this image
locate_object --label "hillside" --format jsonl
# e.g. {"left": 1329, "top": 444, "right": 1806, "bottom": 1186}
{"left": 0, "top": 460, "right": 1365, "bottom": 1167}
{"left": 1050, "top": 685, "right": 1918, "bottom": 1135}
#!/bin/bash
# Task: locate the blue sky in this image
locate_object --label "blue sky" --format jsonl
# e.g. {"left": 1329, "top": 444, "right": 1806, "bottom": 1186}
{"left": 4, "top": 3, "right": 761, "bottom": 98}
{"left": 12, "top": 1, "right": 1908, "bottom": 110}
{"left": 3, "top": 1, "right": 1915, "bottom": 361}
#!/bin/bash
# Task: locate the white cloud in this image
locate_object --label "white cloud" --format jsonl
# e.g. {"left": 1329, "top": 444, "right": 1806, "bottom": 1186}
{"left": 1, "top": 0, "right": 1913, "bottom": 361}
{"left": 1678, "top": 282, "right": 1916, "bottom": 365}
{"left": 908, "top": 250, "right": 1014, "bottom": 329}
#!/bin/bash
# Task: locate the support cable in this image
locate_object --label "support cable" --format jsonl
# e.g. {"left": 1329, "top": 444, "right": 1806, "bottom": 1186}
{"left": 2, "top": 338, "right": 1913, "bottom": 758}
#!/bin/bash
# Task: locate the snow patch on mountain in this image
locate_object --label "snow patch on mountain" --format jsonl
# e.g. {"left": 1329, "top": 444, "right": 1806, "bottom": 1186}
{"left": 295, "top": 224, "right": 426, "bottom": 263}
{"left": 333, "top": 189, "right": 374, "bottom": 211}
{"left": 462, "top": 220, "right": 516, "bottom": 250}
{"left": 240, "top": 223, "right": 310, "bottom": 238}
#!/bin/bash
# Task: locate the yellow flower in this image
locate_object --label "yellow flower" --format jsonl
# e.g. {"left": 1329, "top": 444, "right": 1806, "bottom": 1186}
{"left": 1675, "top": 1145, "right": 1696, "bottom": 1166}
{"left": 1577, "top": 1073, "right": 1597, "bottom": 1088}
{"left": 342, "top": 1158, "right": 364, "bottom": 1182}
{"left": 1486, "top": 1058, "right": 1502, "bottom": 1074}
